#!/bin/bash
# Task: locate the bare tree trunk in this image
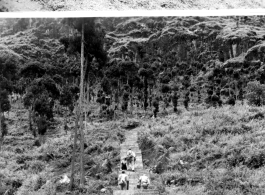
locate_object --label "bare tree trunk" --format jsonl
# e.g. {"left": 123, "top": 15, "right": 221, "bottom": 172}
{"left": 32, "top": 106, "right": 37, "bottom": 138}
{"left": 64, "top": 108, "right": 68, "bottom": 134}
{"left": 79, "top": 20, "right": 85, "bottom": 187}
{"left": 29, "top": 109, "right": 34, "bottom": 136}
{"left": 131, "top": 87, "right": 134, "bottom": 114}
{"left": 84, "top": 83, "right": 89, "bottom": 130}
{"left": 69, "top": 104, "right": 79, "bottom": 191}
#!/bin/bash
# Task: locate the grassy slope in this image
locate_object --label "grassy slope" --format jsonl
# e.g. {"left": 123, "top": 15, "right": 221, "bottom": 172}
{"left": 0, "top": 101, "right": 127, "bottom": 195}
{"left": 138, "top": 102, "right": 265, "bottom": 194}
{"left": 1, "top": 0, "right": 265, "bottom": 11}
{"left": 2, "top": 97, "right": 265, "bottom": 194}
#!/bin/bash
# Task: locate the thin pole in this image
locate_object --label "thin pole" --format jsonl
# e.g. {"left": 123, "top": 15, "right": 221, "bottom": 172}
{"left": 69, "top": 103, "right": 79, "bottom": 190}
{"left": 79, "top": 19, "right": 85, "bottom": 187}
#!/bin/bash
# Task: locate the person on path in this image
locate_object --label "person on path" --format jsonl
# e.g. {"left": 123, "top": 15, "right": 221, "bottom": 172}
{"left": 138, "top": 174, "right": 150, "bottom": 189}
{"left": 126, "top": 148, "right": 136, "bottom": 171}
{"left": 120, "top": 157, "right": 127, "bottom": 170}
{"left": 118, "top": 171, "right": 129, "bottom": 190}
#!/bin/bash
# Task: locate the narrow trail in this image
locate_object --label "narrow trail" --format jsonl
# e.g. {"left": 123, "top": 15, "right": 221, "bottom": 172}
{"left": 114, "top": 128, "right": 159, "bottom": 195}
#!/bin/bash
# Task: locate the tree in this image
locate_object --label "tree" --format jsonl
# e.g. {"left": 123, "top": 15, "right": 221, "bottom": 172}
{"left": 60, "top": 18, "right": 107, "bottom": 81}
{"left": 152, "top": 97, "right": 159, "bottom": 118}
{"left": 79, "top": 20, "right": 85, "bottom": 187}
{"left": 61, "top": 18, "right": 107, "bottom": 190}
{"left": 60, "top": 85, "right": 75, "bottom": 132}
{"left": 0, "top": 88, "right": 10, "bottom": 150}
{"left": 0, "top": 52, "right": 18, "bottom": 150}
{"left": 118, "top": 61, "right": 139, "bottom": 112}
{"left": 246, "top": 81, "right": 265, "bottom": 106}
{"left": 122, "top": 90, "right": 130, "bottom": 112}
{"left": 23, "top": 76, "right": 59, "bottom": 137}
{"left": 184, "top": 92, "right": 190, "bottom": 110}
{"left": 20, "top": 61, "right": 46, "bottom": 81}
{"left": 138, "top": 65, "right": 154, "bottom": 111}
{"left": 172, "top": 91, "right": 179, "bottom": 112}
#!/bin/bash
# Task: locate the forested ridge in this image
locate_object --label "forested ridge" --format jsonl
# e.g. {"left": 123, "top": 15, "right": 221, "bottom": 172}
{"left": 1, "top": 16, "right": 265, "bottom": 194}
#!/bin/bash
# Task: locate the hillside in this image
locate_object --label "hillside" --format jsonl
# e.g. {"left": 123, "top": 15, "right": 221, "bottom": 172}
{"left": 1, "top": 16, "right": 265, "bottom": 195}
{"left": 1, "top": 0, "right": 265, "bottom": 11}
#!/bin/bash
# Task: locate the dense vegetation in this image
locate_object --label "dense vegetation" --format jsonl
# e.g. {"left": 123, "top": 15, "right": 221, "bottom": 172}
{"left": 1, "top": 16, "right": 265, "bottom": 194}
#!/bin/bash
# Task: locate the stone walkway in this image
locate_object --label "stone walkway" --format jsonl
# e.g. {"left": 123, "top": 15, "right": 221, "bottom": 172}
{"left": 113, "top": 128, "right": 159, "bottom": 195}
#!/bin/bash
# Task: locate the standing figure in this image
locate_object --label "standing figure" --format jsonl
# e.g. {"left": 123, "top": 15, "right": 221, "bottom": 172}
{"left": 120, "top": 158, "right": 127, "bottom": 171}
{"left": 126, "top": 148, "right": 136, "bottom": 172}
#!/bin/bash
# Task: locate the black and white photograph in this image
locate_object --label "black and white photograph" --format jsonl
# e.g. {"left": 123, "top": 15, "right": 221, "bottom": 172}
{"left": 1, "top": 13, "right": 265, "bottom": 195}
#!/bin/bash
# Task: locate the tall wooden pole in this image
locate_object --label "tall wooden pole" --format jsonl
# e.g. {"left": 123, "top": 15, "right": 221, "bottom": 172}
{"left": 79, "top": 19, "right": 85, "bottom": 187}
{"left": 69, "top": 103, "right": 79, "bottom": 190}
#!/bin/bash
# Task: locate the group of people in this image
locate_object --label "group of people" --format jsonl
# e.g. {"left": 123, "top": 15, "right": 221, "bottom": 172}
{"left": 118, "top": 148, "right": 150, "bottom": 190}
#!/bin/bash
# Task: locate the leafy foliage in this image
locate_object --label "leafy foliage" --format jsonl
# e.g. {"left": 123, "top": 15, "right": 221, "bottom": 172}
{"left": 246, "top": 81, "right": 265, "bottom": 106}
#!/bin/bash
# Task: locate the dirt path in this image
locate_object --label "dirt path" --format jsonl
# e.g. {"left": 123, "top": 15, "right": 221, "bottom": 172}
{"left": 1, "top": 0, "right": 264, "bottom": 11}
{"left": 113, "top": 128, "right": 159, "bottom": 195}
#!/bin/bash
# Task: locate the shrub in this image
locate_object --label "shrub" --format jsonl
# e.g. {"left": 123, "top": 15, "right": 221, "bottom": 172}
{"left": 246, "top": 81, "right": 265, "bottom": 106}
{"left": 16, "top": 175, "right": 45, "bottom": 195}
{"left": 29, "top": 160, "right": 46, "bottom": 174}
{"left": 152, "top": 99, "right": 159, "bottom": 117}
{"left": 227, "top": 97, "right": 236, "bottom": 106}
{"left": 54, "top": 158, "right": 71, "bottom": 169}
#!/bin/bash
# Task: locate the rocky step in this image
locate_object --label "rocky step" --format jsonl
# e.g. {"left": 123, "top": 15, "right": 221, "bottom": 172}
{"left": 121, "top": 144, "right": 140, "bottom": 148}
{"left": 120, "top": 149, "right": 141, "bottom": 152}
{"left": 123, "top": 135, "right": 137, "bottom": 137}
{"left": 133, "top": 189, "right": 160, "bottom": 195}
{"left": 113, "top": 189, "right": 159, "bottom": 195}
{"left": 125, "top": 133, "right": 138, "bottom": 136}
{"left": 133, "top": 185, "right": 157, "bottom": 190}
{"left": 120, "top": 152, "right": 142, "bottom": 157}
{"left": 122, "top": 142, "right": 138, "bottom": 146}
{"left": 124, "top": 137, "right": 138, "bottom": 140}
{"left": 122, "top": 137, "right": 138, "bottom": 140}
{"left": 121, "top": 147, "right": 140, "bottom": 150}
{"left": 123, "top": 140, "right": 138, "bottom": 143}
{"left": 113, "top": 190, "right": 134, "bottom": 195}
{"left": 120, "top": 145, "right": 140, "bottom": 149}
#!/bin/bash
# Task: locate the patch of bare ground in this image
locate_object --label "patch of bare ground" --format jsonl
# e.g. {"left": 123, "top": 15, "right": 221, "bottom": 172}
{"left": 1, "top": 0, "right": 264, "bottom": 11}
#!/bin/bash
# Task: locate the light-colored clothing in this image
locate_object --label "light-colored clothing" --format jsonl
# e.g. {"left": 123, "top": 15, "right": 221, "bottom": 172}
{"left": 118, "top": 173, "right": 129, "bottom": 190}
{"left": 126, "top": 150, "right": 136, "bottom": 171}
{"left": 127, "top": 150, "right": 136, "bottom": 158}
{"left": 139, "top": 175, "right": 150, "bottom": 184}
{"left": 139, "top": 175, "right": 150, "bottom": 189}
